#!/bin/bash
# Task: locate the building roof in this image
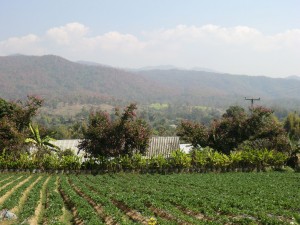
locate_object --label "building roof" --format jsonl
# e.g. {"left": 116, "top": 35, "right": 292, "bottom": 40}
{"left": 52, "top": 139, "right": 81, "bottom": 154}
{"left": 51, "top": 137, "right": 180, "bottom": 158}
{"left": 145, "top": 136, "right": 180, "bottom": 158}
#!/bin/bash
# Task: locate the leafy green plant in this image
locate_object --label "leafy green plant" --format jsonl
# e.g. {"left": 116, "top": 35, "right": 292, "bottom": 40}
{"left": 149, "top": 154, "right": 168, "bottom": 170}
{"left": 61, "top": 155, "right": 81, "bottom": 170}
{"left": 131, "top": 153, "right": 147, "bottom": 170}
{"left": 268, "top": 150, "right": 289, "bottom": 170}
{"left": 42, "top": 154, "right": 61, "bottom": 170}
{"left": 191, "top": 148, "right": 207, "bottom": 168}
{"left": 229, "top": 151, "right": 243, "bottom": 169}
{"left": 120, "top": 154, "right": 133, "bottom": 170}
{"left": 170, "top": 149, "right": 191, "bottom": 169}
{"left": 211, "top": 151, "right": 230, "bottom": 170}
{"left": 25, "top": 123, "right": 60, "bottom": 157}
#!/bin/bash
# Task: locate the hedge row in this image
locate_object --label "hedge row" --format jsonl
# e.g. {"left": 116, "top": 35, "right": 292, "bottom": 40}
{"left": 0, "top": 147, "right": 289, "bottom": 173}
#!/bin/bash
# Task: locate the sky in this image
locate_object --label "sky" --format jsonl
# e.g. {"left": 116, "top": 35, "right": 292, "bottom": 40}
{"left": 0, "top": 0, "right": 299, "bottom": 77}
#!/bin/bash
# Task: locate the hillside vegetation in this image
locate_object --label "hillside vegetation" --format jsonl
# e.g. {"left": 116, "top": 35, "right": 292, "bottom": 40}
{"left": 0, "top": 55, "right": 171, "bottom": 104}
{"left": 1, "top": 55, "right": 300, "bottom": 109}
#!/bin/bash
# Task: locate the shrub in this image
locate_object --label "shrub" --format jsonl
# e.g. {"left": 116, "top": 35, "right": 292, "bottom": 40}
{"left": 149, "top": 154, "right": 168, "bottom": 170}
{"left": 170, "top": 149, "right": 191, "bottom": 169}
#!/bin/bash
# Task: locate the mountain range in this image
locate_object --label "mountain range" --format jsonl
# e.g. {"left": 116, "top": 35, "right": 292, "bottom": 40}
{"left": 1, "top": 55, "right": 300, "bottom": 109}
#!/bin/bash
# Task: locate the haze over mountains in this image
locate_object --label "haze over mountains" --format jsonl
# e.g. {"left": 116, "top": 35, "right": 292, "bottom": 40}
{"left": 1, "top": 55, "right": 300, "bottom": 108}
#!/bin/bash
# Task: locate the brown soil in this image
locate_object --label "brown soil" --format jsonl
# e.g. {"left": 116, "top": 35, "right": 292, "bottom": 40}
{"left": 28, "top": 176, "right": 51, "bottom": 225}
{"left": 11, "top": 176, "right": 42, "bottom": 214}
{"left": 58, "top": 185, "right": 84, "bottom": 225}
{"left": 0, "top": 176, "right": 30, "bottom": 205}
{"left": 111, "top": 199, "right": 149, "bottom": 225}
{"left": 176, "top": 206, "right": 210, "bottom": 221}
{"left": 68, "top": 179, "right": 118, "bottom": 225}
{"left": 147, "top": 204, "right": 192, "bottom": 225}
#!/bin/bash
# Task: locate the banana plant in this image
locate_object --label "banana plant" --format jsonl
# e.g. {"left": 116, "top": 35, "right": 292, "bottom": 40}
{"left": 25, "top": 123, "right": 60, "bottom": 153}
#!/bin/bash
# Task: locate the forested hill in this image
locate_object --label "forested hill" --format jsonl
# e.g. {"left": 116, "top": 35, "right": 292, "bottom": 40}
{"left": 0, "top": 55, "right": 173, "bottom": 103}
{"left": 1, "top": 55, "right": 300, "bottom": 108}
{"left": 138, "top": 69, "right": 300, "bottom": 99}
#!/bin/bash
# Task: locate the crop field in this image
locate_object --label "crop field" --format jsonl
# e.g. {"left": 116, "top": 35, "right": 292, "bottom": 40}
{"left": 0, "top": 172, "right": 299, "bottom": 225}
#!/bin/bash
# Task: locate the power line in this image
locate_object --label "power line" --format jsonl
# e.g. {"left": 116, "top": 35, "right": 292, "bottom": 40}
{"left": 245, "top": 97, "right": 260, "bottom": 108}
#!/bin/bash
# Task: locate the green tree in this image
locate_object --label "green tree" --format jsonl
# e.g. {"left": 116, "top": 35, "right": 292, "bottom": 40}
{"left": 209, "top": 106, "right": 247, "bottom": 154}
{"left": 284, "top": 112, "right": 300, "bottom": 142}
{"left": 177, "top": 106, "right": 290, "bottom": 154}
{"left": 241, "top": 107, "right": 290, "bottom": 153}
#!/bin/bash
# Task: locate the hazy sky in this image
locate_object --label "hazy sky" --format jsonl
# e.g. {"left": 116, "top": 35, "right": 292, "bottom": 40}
{"left": 0, "top": 0, "right": 299, "bottom": 77}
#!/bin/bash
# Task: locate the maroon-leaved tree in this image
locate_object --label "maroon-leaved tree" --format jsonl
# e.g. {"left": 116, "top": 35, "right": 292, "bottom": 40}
{"left": 79, "top": 103, "right": 152, "bottom": 157}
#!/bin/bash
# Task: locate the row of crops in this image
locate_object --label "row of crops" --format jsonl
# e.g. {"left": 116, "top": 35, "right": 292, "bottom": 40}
{"left": 0, "top": 172, "right": 299, "bottom": 224}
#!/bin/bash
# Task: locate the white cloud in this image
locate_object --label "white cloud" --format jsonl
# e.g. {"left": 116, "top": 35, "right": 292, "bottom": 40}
{"left": 91, "top": 31, "right": 145, "bottom": 52}
{"left": 0, "top": 34, "right": 44, "bottom": 55}
{"left": 46, "top": 22, "right": 89, "bottom": 45}
{"left": 0, "top": 22, "right": 300, "bottom": 77}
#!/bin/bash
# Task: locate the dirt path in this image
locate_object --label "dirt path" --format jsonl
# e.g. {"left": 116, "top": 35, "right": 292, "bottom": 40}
{"left": 0, "top": 175, "right": 13, "bottom": 185}
{"left": 11, "top": 176, "right": 42, "bottom": 214}
{"left": 0, "top": 176, "right": 30, "bottom": 205}
{"left": 0, "top": 175, "right": 23, "bottom": 192}
{"left": 27, "top": 176, "right": 50, "bottom": 225}
{"left": 60, "top": 206, "right": 73, "bottom": 225}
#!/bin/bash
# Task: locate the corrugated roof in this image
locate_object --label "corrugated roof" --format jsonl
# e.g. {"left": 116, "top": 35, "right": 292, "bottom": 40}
{"left": 51, "top": 139, "right": 81, "bottom": 154}
{"left": 53, "top": 139, "right": 81, "bottom": 151}
{"left": 50, "top": 137, "right": 180, "bottom": 158}
{"left": 146, "top": 136, "right": 180, "bottom": 158}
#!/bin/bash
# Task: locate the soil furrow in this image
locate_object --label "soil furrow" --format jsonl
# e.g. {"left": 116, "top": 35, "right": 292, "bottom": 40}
{"left": 11, "top": 176, "right": 42, "bottom": 214}
{"left": 147, "top": 204, "right": 192, "bottom": 225}
{"left": 0, "top": 175, "right": 13, "bottom": 185}
{"left": 28, "top": 176, "right": 51, "bottom": 225}
{"left": 68, "top": 179, "right": 118, "bottom": 225}
{"left": 0, "top": 175, "right": 23, "bottom": 191}
{"left": 176, "top": 206, "right": 210, "bottom": 221}
{"left": 0, "top": 176, "right": 30, "bottom": 205}
{"left": 111, "top": 199, "right": 149, "bottom": 225}
{"left": 58, "top": 184, "right": 84, "bottom": 225}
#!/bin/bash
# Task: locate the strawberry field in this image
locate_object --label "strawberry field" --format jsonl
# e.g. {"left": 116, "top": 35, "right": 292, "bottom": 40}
{"left": 0, "top": 172, "right": 299, "bottom": 225}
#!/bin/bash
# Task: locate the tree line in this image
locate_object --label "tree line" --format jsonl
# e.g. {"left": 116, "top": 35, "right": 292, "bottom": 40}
{"left": 0, "top": 96, "right": 299, "bottom": 170}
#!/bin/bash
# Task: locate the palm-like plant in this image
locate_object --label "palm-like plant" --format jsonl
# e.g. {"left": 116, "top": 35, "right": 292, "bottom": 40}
{"left": 25, "top": 123, "right": 60, "bottom": 156}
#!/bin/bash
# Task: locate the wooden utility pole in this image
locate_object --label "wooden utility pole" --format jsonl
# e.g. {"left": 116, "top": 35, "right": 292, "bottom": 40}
{"left": 245, "top": 97, "right": 260, "bottom": 108}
